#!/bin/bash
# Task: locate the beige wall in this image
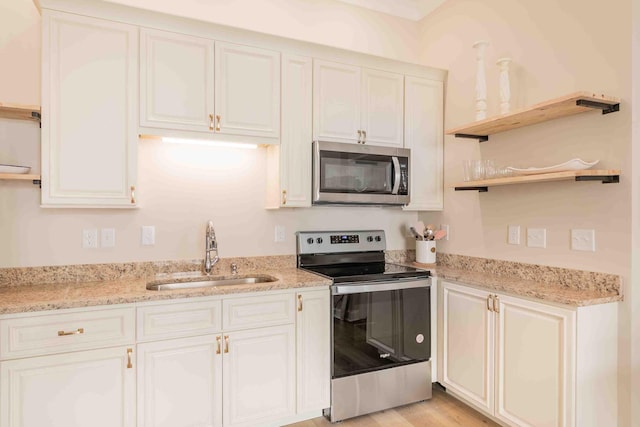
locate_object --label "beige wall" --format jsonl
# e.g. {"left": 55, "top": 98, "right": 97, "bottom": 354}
{"left": 418, "top": 0, "right": 631, "bottom": 276}
{"left": 101, "top": 0, "right": 420, "bottom": 64}
{"left": 417, "top": 0, "right": 632, "bottom": 424}
{"left": 0, "top": 0, "right": 421, "bottom": 268}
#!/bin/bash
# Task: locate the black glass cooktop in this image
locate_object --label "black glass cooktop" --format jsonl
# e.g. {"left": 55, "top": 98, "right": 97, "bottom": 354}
{"left": 304, "top": 262, "right": 430, "bottom": 284}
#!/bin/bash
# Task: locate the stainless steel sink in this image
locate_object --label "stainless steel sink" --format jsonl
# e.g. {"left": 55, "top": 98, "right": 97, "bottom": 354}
{"left": 146, "top": 275, "right": 277, "bottom": 291}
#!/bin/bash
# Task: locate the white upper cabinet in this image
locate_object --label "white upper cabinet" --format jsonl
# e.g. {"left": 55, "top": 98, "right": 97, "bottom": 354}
{"left": 313, "top": 59, "right": 403, "bottom": 146}
{"left": 139, "top": 32, "right": 280, "bottom": 142}
{"left": 360, "top": 68, "right": 404, "bottom": 147}
{"left": 313, "top": 60, "right": 361, "bottom": 143}
{"left": 266, "top": 53, "right": 313, "bottom": 208}
{"left": 403, "top": 76, "right": 444, "bottom": 211}
{"left": 215, "top": 42, "right": 280, "bottom": 139}
{"left": 140, "top": 29, "right": 215, "bottom": 132}
{"left": 41, "top": 11, "right": 138, "bottom": 207}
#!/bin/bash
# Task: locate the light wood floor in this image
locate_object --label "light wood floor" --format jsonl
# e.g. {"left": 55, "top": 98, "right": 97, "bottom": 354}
{"left": 284, "top": 385, "right": 499, "bottom": 427}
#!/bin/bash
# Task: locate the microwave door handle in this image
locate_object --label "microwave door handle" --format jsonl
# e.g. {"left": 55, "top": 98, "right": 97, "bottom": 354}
{"left": 391, "top": 156, "right": 401, "bottom": 195}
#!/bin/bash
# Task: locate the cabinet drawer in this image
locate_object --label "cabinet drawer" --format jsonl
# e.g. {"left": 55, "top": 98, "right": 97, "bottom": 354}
{"left": 0, "top": 307, "right": 135, "bottom": 360}
{"left": 223, "top": 293, "right": 295, "bottom": 331}
{"left": 137, "top": 300, "right": 222, "bottom": 342}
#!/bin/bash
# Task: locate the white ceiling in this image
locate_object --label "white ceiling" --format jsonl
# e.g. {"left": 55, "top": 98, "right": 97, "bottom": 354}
{"left": 335, "top": 0, "right": 446, "bottom": 21}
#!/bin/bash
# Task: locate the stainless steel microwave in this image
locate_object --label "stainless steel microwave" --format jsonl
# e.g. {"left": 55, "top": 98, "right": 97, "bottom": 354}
{"left": 312, "top": 140, "right": 410, "bottom": 206}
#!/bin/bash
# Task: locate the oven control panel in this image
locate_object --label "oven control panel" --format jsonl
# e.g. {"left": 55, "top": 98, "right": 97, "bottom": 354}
{"left": 330, "top": 234, "right": 359, "bottom": 244}
{"left": 296, "top": 230, "right": 386, "bottom": 254}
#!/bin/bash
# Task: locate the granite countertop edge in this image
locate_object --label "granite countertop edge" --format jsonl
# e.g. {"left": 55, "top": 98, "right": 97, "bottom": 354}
{"left": 414, "top": 265, "right": 623, "bottom": 307}
{"left": 0, "top": 268, "right": 332, "bottom": 316}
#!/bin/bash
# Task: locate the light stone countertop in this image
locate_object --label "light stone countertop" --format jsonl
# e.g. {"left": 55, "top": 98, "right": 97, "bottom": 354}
{"left": 0, "top": 267, "right": 331, "bottom": 315}
{"left": 0, "top": 253, "right": 623, "bottom": 315}
{"left": 409, "top": 264, "right": 622, "bottom": 307}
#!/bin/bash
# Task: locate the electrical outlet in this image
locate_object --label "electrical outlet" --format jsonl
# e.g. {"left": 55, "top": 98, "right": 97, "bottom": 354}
{"left": 508, "top": 225, "right": 521, "bottom": 245}
{"left": 440, "top": 224, "right": 450, "bottom": 241}
{"left": 82, "top": 229, "right": 98, "bottom": 249}
{"left": 527, "top": 228, "right": 546, "bottom": 248}
{"left": 275, "top": 225, "right": 286, "bottom": 242}
{"left": 571, "top": 229, "right": 595, "bottom": 252}
{"left": 101, "top": 228, "right": 116, "bottom": 248}
{"left": 141, "top": 226, "right": 156, "bottom": 246}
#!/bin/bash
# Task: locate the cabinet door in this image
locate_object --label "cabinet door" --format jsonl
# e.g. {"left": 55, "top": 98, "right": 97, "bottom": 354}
{"left": 140, "top": 28, "right": 215, "bottom": 132}
{"left": 403, "top": 76, "right": 444, "bottom": 211}
{"left": 495, "top": 295, "right": 576, "bottom": 427}
{"left": 296, "top": 289, "right": 330, "bottom": 413}
{"left": 137, "top": 335, "right": 222, "bottom": 427}
{"left": 215, "top": 42, "right": 280, "bottom": 139}
{"left": 222, "top": 324, "right": 295, "bottom": 427}
{"left": 360, "top": 68, "right": 404, "bottom": 147}
{"left": 0, "top": 346, "right": 135, "bottom": 427}
{"left": 313, "top": 60, "right": 361, "bottom": 143}
{"left": 41, "top": 11, "right": 137, "bottom": 207}
{"left": 277, "top": 54, "right": 313, "bottom": 207}
{"left": 440, "top": 281, "right": 494, "bottom": 414}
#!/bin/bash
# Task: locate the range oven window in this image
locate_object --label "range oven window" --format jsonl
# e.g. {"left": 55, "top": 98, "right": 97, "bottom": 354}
{"left": 332, "top": 287, "right": 430, "bottom": 378}
{"left": 319, "top": 151, "right": 393, "bottom": 194}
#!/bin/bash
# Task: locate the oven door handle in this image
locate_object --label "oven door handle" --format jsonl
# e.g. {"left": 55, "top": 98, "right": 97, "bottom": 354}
{"left": 332, "top": 278, "right": 430, "bottom": 295}
{"left": 391, "top": 156, "right": 401, "bottom": 195}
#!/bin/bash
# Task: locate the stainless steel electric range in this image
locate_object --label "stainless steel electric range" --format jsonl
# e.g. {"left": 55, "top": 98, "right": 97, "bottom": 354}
{"left": 296, "top": 230, "right": 432, "bottom": 423}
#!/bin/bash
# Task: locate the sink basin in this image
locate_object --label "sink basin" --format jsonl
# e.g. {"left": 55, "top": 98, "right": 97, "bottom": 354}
{"left": 146, "top": 275, "right": 277, "bottom": 291}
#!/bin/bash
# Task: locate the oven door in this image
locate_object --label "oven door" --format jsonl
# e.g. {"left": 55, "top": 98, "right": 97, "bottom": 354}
{"left": 331, "top": 278, "right": 430, "bottom": 379}
{"left": 313, "top": 140, "right": 410, "bottom": 205}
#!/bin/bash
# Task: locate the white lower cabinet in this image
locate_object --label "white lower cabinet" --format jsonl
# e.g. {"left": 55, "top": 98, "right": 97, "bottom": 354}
{"left": 0, "top": 346, "right": 136, "bottom": 427}
{"left": 439, "top": 280, "right": 618, "bottom": 427}
{"left": 223, "top": 325, "right": 295, "bottom": 427}
{"left": 0, "top": 289, "right": 329, "bottom": 427}
{"left": 137, "top": 335, "right": 223, "bottom": 427}
{"left": 296, "top": 290, "right": 330, "bottom": 413}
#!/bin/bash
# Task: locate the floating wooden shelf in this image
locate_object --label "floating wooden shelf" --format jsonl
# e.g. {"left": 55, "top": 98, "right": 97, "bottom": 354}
{"left": 0, "top": 173, "right": 41, "bottom": 185}
{"left": 453, "top": 170, "right": 620, "bottom": 192}
{"left": 0, "top": 102, "right": 41, "bottom": 122}
{"left": 446, "top": 92, "right": 620, "bottom": 142}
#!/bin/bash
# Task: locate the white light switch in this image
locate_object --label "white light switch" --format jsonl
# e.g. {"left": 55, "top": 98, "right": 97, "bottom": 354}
{"left": 101, "top": 228, "right": 116, "bottom": 248}
{"left": 142, "top": 226, "right": 155, "bottom": 246}
{"left": 440, "top": 224, "right": 450, "bottom": 241}
{"left": 508, "top": 225, "right": 520, "bottom": 245}
{"left": 527, "top": 228, "right": 546, "bottom": 248}
{"left": 571, "top": 229, "right": 596, "bottom": 252}
{"left": 275, "top": 225, "right": 286, "bottom": 242}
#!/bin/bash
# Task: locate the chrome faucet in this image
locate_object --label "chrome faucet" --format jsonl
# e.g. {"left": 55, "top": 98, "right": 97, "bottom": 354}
{"left": 204, "top": 220, "right": 219, "bottom": 274}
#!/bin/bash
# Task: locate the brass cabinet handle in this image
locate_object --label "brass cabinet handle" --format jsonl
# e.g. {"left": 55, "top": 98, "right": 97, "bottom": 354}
{"left": 209, "top": 113, "right": 214, "bottom": 131}
{"left": 215, "top": 115, "right": 221, "bottom": 131}
{"left": 493, "top": 295, "right": 500, "bottom": 313}
{"left": 216, "top": 336, "right": 221, "bottom": 355}
{"left": 224, "top": 335, "right": 229, "bottom": 353}
{"left": 486, "top": 296, "right": 492, "bottom": 312}
{"left": 362, "top": 130, "right": 367, "bottom": 144}
{"left": 282, "top": 190, "right": 287, "bottom": 205}
{"left": 127, "top": 348, "right": 133, "bottom": 369}
{"left": 297, "top": 294, "right": 303, "bottom": 312}
{"left": 58, "top": 328, "right": 84, "bottom": 336}
{"left": 130, "top": 185, "right": 136, "bottom": 204}
{"left": 357, "top": 130, "right": 362, "bottom": 143}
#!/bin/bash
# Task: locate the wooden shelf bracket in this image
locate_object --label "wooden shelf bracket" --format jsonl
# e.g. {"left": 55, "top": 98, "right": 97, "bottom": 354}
{"left": 575, "top": 99, "right": 620, "bottom": 115}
